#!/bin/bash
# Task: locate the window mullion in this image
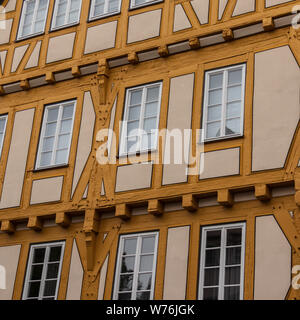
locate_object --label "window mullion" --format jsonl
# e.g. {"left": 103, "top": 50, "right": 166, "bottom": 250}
{"left": 221, "top": 70, "right": 228, "bottom": 137}
{"left": 219, "top": 227, "right": 226, "bottom": 300}
{"left": 31, "top": 0, "right": 39, "bottom": 35}
{"left": 52, "top": 105, "right": 63, "bottom": 166}
{"left": 37, "top": 108, "right": 48, "bottom": 168}
{"left": 138, "top": 87, "right": 147, "bottom": 152}
{"left": 132, "top": 236, "right": 142, "bottom": 300}
{"left": 65, "top": 0, "right": 72, "bottom": 25}
{"left": 104, "top": 0, "right": 109, "bottom": 15}
{"left": 39, "top": 246, "right": 49, "bottom": 300}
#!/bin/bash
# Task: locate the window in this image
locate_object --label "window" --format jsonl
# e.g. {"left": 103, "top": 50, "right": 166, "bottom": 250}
{"left": 198, "top": 223, "right": 246, "bottom": 300}
{"left": 0, "top": 115, "right": 7, "bottom": 158}
{"left": 36, "top": 100, "right": 76, "bottom": 169}
{"left": 51, "top": 0, "right": 82, "bottom": 30}
{"left": 23, "top": 242, "right": 65, "bottom": 300}
{"left": 113, "top": 232, "right": 159, "bottom": 300}
{"left": 130, "top": 0, "right": 162, "bottom": 9}
{"left": 17, "top": 0, "right": 50, "bottom": 40}
{"left": 89, "top": 0, "right": 122, "bottom": 20}
{"left": 202, "top": 64, "right": 246, "bottom": 141}
{"left": 119, "top": 82, "right": 162, "bottom": 156}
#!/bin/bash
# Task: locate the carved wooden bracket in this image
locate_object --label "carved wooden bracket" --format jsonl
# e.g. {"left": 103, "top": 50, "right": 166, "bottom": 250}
{"left": 97, "top": 59, "right": 109, "bottom": 105}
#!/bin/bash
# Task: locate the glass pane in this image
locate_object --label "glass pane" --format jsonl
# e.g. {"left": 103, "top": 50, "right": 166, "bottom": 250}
{"left": 130, "top": 90, "right": 143, "bottom": 106}
{"left": 46, "top": 263, "right": 60, "bottom": 279}
{"left": 60, "top": 119, "right": 72, "bottom": 134}
{"left": 141, "top": 134, "right": 152, "bottom": 151}
{"left": 206, "top": 230, "right": 221, "bottom": 248}
{"left": 43, "top": 280, "right": 57, "bottom": 297}
{"left": 228, "top": 69, "right": 242, "bottom": 85}
{"left": 57, "top": 134, "right": 70, "bottom": 149}
{"left": 119, "top": 274, "right": 133, "bottom": 291}
{"left": 224, "top": 286, "right": 240, "bottom": 300}
{"left": 127, "top": 137, "right": 138, "bottom": 153}
{"left": 145, "top": 102, "right": 158, "bottom": 118}
{"left": 123, "top": 238, "right": 137, "bottom": 255}
{"left": 62, "top": 104, "right": 74, "bottom": 119}
{"left": 33, "top": 248, "right": 46, "bottom": 263}
{"left": 209, "top": 73, "right": 223, "bottom": 89}
{"left": 225, "top": 266, "right": 241, "bottom": 285}
{"left": 49, "top": 246, "right": 62, "bottom": 262}
{"left": 207, "top": 105, "right": 222, "bottom": 121}
{"left": 206, "top": 122, "right": 221, "bottom": 139}
{"left": 226, "top": 247, "right": 241, "bottom": 265}
{"left": 141, "top": 236, "right": 155, "bottom": 253}
{"left": 204, "top": 268, "right": 219, "bottom": 286}
{"left": 137, "top": 273, "right": 152, "bottom": 291}
{"left": 144, "top": 117, "right": 157, "bottom": 133}
{"left": 203, "top": 287, "right": 218, "bottom": 300}
{"left": 139, "top": 255, "right": 154, "bottom": 272}
{"left": 225, "top": 118, "right": 240, "bottom": 135}
{"left": 208, "top": 89, "right": 222, "bottom": 105}
{"left": 136, "top": 291, "right": 150, "bottom": 300}
{"left": 128, "top": 106, "right": 141, "bottom": 121}
{"left": 118, "top": 292, "right": 131, "bottom": 300}
{"left": 134, "top": 0, "right": 147, "bottom": 6}
{"left": 30, "top": 265, "right": 43, "bottom": 281}
{"left": 227, "top": 228, "right": 242, "bottom": 246}
{"left": 108, "top": 0, "right": 119, "bottom": 12}
{"left": 42, "top": 137, "right": 54, "bottom": 152}
{"left": 127, "top": 121, "right": 139, "bottom": 135}
{"left": 40, "top": 152, "right": 52, "bottom": 167}
{"left": 94, "top": 0, "right": 105, "bottom": 16}
{"left": 27, "top": 281, "right": 41, "bottom": 298}
{"left": 43, "top": 297, "right": 55, "bottom": 300}
{"left": 227, "top": 85, "right": 242, "bottom": 102}
{"left": 226, "top": 101, "right": 241, "bottom": 119}
{"left": 47, "top": 107, "right": 59, "bottom": 122}
{"left": 121, "top": 257, "right": 135, "bottom": 273}
{"left": 146, "top": 86, "right": 160, "bottom": 102}
{"left": 205, "top": 249, "right": 220, "bottom": 267}
{"left": 55, "top": 149, "right": 68, "bottom": 164}
{"left": 0, "top": 118, "right": 6, "bottom": 133}
{"left": 45, "top": 122, "right": 57, "bottom": 136}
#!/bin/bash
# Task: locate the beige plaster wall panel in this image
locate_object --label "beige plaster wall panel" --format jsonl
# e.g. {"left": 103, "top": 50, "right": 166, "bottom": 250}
{"left": 98, "top": 254, "right": 109, "bottom": 300}
{"left": 233, "top": 0, "right": 255, "bottom": 16}
{"left": 11, "top": 45, "right": 29, "bottom": 73}
{"left": 4, "top": 0, "right": 17, "bottom": 12}
{"left": 0, "top": 50, "right": 7, "bottom": 73}
{"left": 0, "top": 109, "right": 35, "bottom": 209}
{"left": 219, "top": 0, "right": 229, "bottom": 20}
{"left": 0, "top": 245, "right": 21, "bottom": 300}
{"left": 199, "top": 148, "right": 240, "bottom": 180}
{"left": 252, "top": 46, "right": 300, "bottom": 172}
{"left": 30, "top": 176, "right": 64, "bottom": 205}
{"left": 254, "top": 215, "right": 291, "bottom": 300}
{"left": 173, "top": 4, "right": 192, "bottom": 32}
{"left": 190, "top": 0, "right": 210, "bottom": 24}
{"left": 66, "top": 240, "right": 84, "bottom": 300}
{"left": 0, "top": 19, "right": 12, "bottom": 45}
{"left": 84, "top": 21, "right": 118, "bottom": 54}
{"left": 127, "top": 10, "right": 162, "bottom": 43}
{"left": 115, "top": 162, "right": 153, "bottom": 192}
{"left": 101, "top": 180, "right": 105, "bottom": 196}
{"left": 82, "top": 184, "right": 89, "bottom": 199}
{"left": 162, "top": 73, "right": 194, "bottom": 185}
{"left": 265, "top": 0, "right": 294, "bottom": 7}
{"left": 25, "top": 41, "right": 41, "bottom": 69}
{"left": 46, "top": 32, "right": 76, "bottom": 64}
{"left": 163, "top": 226, "right": 190, "bottom": 300}
{"left": 71, "top": 91, "right": 95, "bottom": 197}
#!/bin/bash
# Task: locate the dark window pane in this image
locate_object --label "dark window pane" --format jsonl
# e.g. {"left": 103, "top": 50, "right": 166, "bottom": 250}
{"left": 204, "top": 268, "right": 219, "bottom": 286}
{"left": 203, "top": 287, "right": 218, "bottom": 300}
{"left": 49, "top": 246, "right": 62, "bottom": 262}
{"left": 119, "top": 274, "right": 133, "bottom": 291}
{"left": 206, "top": 230, "right": 221, "bottom": 248}
{"left": 46, "top": 263, "right": 60, "bottom": 279}
{"left": 205, "top": 249, "right": 220, "bottom": 267}
{"left": 225, "top": 266, "right": 240, "bottom": 285}
{"left": 226, "top": 228, "right": 242, "bottom": 246}
{"left": 33, "top": 248, "right": 46, "bottom": 263}
{"left": 121, "top": 257, "right": 135, "bottom": 273}
{"left": 118, "top": 292, "right": 132, "bottom": 300}
{"left": 224, "top": 286, "right": 240, "bottom": 300}
{"left": 137, "top": 273, "right": 152, "bottom": 291}
{"left": 43, "top": 280, "right": 57, "bottom": 297}
{"left": 123, "top": 238, "right": 137, "bottom": 255}
{"left": 42, "top": 297, "right": 55, "bottom": 300}
{"left": 27, "top": 281, "right": 41, "bottom": 298}
{"left": 226, "top": 247, "right": 241, "bottom": 265}
{"left": 30, "top": 264, "right": 43, "bottom": 281}
{"left": 136, "top": 291, "right": 150, "bottom": 300}
{"left": 141, "top": 236, "right": 155, "bottom": 253}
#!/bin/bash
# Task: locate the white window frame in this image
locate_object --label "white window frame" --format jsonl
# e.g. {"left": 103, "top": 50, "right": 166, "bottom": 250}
{"left": 202, "top": 64, "right": 246, "bottom": 142}
{"left": 119, "top": 81, "right": 162, "bottom": 157}
{"left": 0, "top": 115, "right": 8, "bottom": 158}
{"left": 130, "top": 0, "right": 163, "bottom": 10}
{"left": 22, "top": 241, "right": 65, "bottom": 300}
{"left": 36, "top": 99, "right": 76, "bottom": 170}
{"left": 113, "top": 232, "right": 159, "bottom": 300}
{"left": 89, "top": 0, "right": 122, "bottom": 20}
{"left": 198, "top": 222, "right": 246, "bottom": 300}
{"left": 17, "top": 0, "right": 50, "bottom": 40}
{"left": 51, "top": 0, "right": 82, "bottom": 31}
